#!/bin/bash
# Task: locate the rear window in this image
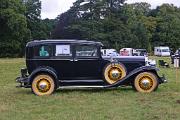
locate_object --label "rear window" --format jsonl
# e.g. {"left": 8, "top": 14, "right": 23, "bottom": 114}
{"left": 34, "top": 45, "right": 52, "bottom": 57}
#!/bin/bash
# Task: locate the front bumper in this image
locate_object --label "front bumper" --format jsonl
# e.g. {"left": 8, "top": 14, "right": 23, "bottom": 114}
{"left": 16, "top": 68, "right": 30, "bottom": 88}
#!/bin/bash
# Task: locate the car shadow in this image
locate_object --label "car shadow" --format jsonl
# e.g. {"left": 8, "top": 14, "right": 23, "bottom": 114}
{"left": 56, "top": 86, "right": 134, "bottom": 94}
{"left": 15, "top": 89, "right": 33, "bottom": 95}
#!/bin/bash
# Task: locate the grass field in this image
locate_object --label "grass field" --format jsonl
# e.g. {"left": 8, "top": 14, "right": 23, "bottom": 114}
{"left": 0, "top": 57, "right": 180, "bottom": 120}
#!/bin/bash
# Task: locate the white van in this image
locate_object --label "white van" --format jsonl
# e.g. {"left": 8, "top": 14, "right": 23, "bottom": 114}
{"left": 154, "top": 46, "right": 170, "bottom": 56}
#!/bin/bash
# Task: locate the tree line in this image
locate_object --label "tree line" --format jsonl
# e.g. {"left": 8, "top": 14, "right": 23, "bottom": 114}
{"left": 1, "top": 0, "right": 180, "bottom": 57}
{"left": 0, "top": 0, "right": 55, "bottom": 57}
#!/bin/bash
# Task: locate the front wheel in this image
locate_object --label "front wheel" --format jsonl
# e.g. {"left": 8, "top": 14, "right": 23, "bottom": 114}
{"left": 134, "top": 72, "right": 159, "bottom": 93}
{"left": 31, "top": 74, "right": 55, "bottom": 96}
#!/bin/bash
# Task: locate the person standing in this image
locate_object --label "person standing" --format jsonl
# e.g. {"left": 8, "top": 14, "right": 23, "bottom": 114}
{"left": 170, "top": 49, "right": 174, "bottom": 64}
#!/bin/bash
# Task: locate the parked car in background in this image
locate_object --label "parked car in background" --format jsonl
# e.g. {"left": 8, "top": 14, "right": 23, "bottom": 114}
{"left": 16, "top": 40, "right": 166, "bottom": 96}
{"left": 101, "top": 49, "right": 119, "bottom": 57}
{"left": 120, "top": 48, "right": 133, "bottom": 56}
{"left": 154, "top": 46, "right": 170, "bottom": 56}
{"left": 133, "top": 49, "right": 147, "bottom": 56}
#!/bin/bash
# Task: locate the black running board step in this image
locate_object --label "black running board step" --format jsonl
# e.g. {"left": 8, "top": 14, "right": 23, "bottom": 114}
{"left": 59, "top": 86, "right": 105, "bottom": 89}
{"left": 59, "top": 79, "right": 108, "bottom": 86}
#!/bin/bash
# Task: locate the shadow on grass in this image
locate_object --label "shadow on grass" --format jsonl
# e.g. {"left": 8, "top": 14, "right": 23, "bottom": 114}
{"left": 56, "top": 86, "right": 134, "bottom": 94}
{"left": 15, "top": 88, "right": 33, "bottom": 95}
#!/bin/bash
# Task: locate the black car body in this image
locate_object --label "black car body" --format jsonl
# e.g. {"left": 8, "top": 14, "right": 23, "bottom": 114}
{"left": 16, "top": 40, "right": 166, "bottom": 96}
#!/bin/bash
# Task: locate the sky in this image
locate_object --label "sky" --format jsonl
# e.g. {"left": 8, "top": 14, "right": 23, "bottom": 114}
{"left": 41, "top": 0, "right": 180, "bottom": 19}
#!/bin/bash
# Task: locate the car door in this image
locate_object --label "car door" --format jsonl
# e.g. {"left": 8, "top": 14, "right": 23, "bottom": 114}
{"left": 52, "top": 44, "right": 75, "bottom": 79}
{"left": 73, "top": 44, "right": 102, "bottom": 79}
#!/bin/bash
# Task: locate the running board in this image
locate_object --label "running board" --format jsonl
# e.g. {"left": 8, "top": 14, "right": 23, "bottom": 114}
{"left": 59, "top": 86, "right": 105, "bottom": 89}
{"left": 59, "top": 79, "right": 107, "bottom": 86}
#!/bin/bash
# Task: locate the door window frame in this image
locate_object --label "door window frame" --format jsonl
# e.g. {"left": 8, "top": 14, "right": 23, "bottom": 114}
{"left": 33, "top": 44, "right": 53, "bottom": 59}
{"left": 74, "top": 44, "right": 100, "bottom": 59}
{"left": 52, "top": 44, "right": 73, "bottom": 60}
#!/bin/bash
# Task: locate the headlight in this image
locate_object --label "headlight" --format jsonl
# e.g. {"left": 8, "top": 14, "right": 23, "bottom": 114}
{"left": 145, "top": 57, "right": 156, "bottom": 66}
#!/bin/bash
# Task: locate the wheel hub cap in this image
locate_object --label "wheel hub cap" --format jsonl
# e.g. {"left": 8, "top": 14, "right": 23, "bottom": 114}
{"left": 37, "top": 79, "right": 51, "bottom": 92}
{"left": 142, "top": 79, "right": 150, "bottom": 87}
{"left": 39, "top": 81, "right": 48, "bottom": 89}
{"left": 108, "top": 67, "right": 122, "bottom": 81}
{"left": 139, "top": 77, "right": 153, "bottom": 90}
{"left": 112, "top": 70, "right": 120, "bottom": 78}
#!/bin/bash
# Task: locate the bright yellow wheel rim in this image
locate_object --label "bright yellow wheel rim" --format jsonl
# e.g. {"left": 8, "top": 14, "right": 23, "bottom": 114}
{"left": 32, "top": 75, "right": 55, "bottom": 96}
{"left": 104, "top": 63, "right": 126, "bottom": 84}
{"left": 139, "top": 76, "right": 153, "bottom": 91}
{"left": 108, "top": 67, "right": 122, "bottom": 82}
{"left": 36, "top": 79, "right": 51, "bottom": 93}
{"left": 134, "top": 72, "right": 158, "bottom": 93}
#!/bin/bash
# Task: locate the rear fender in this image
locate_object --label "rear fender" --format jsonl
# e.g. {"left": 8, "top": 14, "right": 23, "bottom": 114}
{"left": 29, "top": 66, "right": 59, "bottom": 88}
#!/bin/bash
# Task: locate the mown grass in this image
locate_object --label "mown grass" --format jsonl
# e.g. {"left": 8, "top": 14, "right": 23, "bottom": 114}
{"left": 0, "top": 57, "right": 180, "bottom": 120}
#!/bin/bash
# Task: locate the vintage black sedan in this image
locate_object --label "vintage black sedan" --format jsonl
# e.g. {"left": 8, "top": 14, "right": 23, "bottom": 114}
{"left": 16, "top": 40, "right": 166, "bottom": 96}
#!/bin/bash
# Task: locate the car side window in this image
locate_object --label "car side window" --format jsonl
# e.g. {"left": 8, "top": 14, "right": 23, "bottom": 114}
{"left": 76, "top": 45, "right": 98, "bottom": 57}
{"left": 34, "top": 45, "right": 52, "bottom": 57}
{"left": 55, "top": 45, "right": 72, "bottom": 56}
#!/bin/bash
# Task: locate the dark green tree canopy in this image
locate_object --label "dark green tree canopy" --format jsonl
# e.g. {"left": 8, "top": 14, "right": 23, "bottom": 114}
{"left": 1, "top": 0, "right": 180, "bottom": 57}
{"left": 0, "top": 0, "right": 30, "bottom": 57}
{"left": 53, "top": 1, "right": 180, "bottom": 52}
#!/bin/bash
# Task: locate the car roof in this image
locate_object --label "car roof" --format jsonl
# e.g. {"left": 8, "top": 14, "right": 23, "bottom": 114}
{"left": 26, "top": 39, "right": 103, "bottom": 47}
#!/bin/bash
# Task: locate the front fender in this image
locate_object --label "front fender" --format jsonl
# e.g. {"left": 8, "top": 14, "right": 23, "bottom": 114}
{"left": 105, "top": 66, "right": 159, "bottom": 88}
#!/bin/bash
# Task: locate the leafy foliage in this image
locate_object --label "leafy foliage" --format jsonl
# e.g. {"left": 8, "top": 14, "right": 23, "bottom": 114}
{"left": 53, "top": 1, "right": 180, "bottom": 52}
{"left": 0, "top": 0, "right": 180, "bottom": 57}
{"left": 0, "top": 0, "right": 30, "bottom": 57}
{"left": 0, "top": 0, "right": 55, "bottom": 57}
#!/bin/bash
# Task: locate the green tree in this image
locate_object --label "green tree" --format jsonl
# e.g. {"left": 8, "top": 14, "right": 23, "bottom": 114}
{"left": 41, "top": 18, "right": 56, "bottom": 38}
{"left": 152, "top": 4, "right": 180, "bottom": 50}
{"left": 25, "top": 0, "right": 47, "bottom": 39}
{"left": 0, "top": 0, "right": 30, "bottom": 57}
{"left": 53, "top": 0, "right": 127, "bottom": 50}
{"left": 53, "top": 1, "right": 180, "bottom": 52}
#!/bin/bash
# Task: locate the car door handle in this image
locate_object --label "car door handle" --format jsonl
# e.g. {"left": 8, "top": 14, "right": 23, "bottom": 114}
{"left": 74, "top": 59, "right": 78, "bottom": 61}
{"left": 69, "top": 59, "right": 73, "bottom": 61}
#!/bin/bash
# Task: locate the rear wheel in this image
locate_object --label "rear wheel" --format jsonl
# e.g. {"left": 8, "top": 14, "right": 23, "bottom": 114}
{"left": 134, "top": 72, "right": 158, "bottom": 93}
{"left": 103, "top": 63, "right": 126, "bottom": 84}
{"left": 31, "top": 74, "right": 55, "bottom": 96}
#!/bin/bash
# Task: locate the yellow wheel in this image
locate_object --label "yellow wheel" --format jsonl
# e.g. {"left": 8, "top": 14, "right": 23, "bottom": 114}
{"left": 31, "top": 74, "right": 55, "bottom": 96}
{"left": 134, "top": 72, "right": 158, "bottom": 93}
{"left": 103, "top": 63, "right": 126, "bottom": 84}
